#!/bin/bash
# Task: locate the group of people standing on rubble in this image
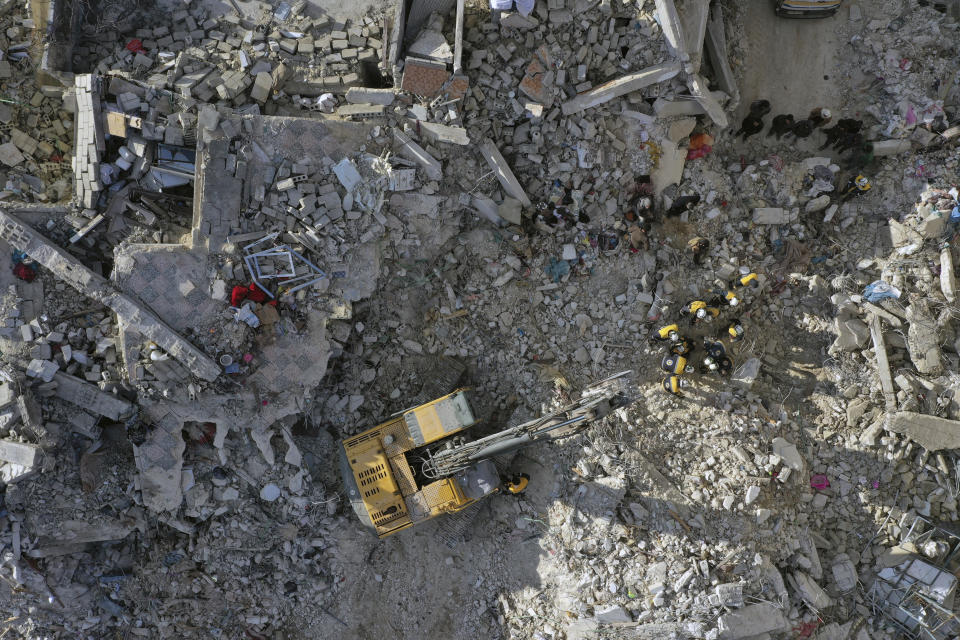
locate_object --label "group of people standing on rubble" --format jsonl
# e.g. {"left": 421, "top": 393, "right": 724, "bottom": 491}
{"left": 649, "top": 271, "right": 758, "bottom": 397}
{"left": 735, "top": 100, "right": 875, "bottom": 202}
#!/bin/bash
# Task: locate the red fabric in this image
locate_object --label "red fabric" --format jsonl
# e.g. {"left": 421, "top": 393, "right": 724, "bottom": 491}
{"left": 246, "top": 283, "right": 267, "bottom": 303}
{"left": 125, "top": 39, "right": 146, "bottom": 54}
{"left": 13, "top": 263, "right": 36, "bottom": 282}
{"left": 230, "top": 285, "right": 248, "bottom": 307}
{"left": 231, "top": 283, "right": 278, "bottom": 308}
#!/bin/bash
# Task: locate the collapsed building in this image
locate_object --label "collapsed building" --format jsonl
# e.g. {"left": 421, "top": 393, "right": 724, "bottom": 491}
{"left": 0, "top": 0, "right": 958, "bottom": 638}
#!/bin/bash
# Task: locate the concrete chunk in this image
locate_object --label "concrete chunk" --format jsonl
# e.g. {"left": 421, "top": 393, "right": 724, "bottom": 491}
{"left": 752, "top": 207, "right": 794, "bottom": 224}
{"left": 0, "top": 439, "right": 40, "bottom": 467}
{"left": 478, "top": 139, "right": 531, "bottom": 207}
{"left": 561, "top": 61, "right": 682, "bottom": 116}
{"left": 345, "top": 87, "right": 396, "bottom": 105}
{"left": 717, "top": 603, "right": 788, "bottom": 639}
{"left": 394, "top": 130, "right": 442, "bottom": 181}
{"left": 887, "top": 412, "right": 960, "bottom": 452}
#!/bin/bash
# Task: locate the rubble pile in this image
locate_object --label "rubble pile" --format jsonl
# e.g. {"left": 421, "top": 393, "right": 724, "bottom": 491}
{"left": 1, "top": 0, "right": 960, "bottom": 637}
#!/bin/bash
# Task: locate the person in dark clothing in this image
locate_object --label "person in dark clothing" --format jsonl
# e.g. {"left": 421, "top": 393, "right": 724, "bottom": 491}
{"left": 835, "top": 131, "right": 865, "bottom": 154}
{"left": 735, "top": 114, "right": 765, "bottom": 140}
{"left": 768, "top": 114, "right": 795, "bottom": 139}
{"left": 687, "top": 236, "right": 710, "bottom": 265}
{"left": 666, "top": 194, "right": 701, "bottom": 217}
{"left": 808, "top": 107, "right": 832, "bottom": 128}
{"left": 791, "top": 119, "right": 815, "bottom": 139}
{"left": 820, "top": 119, "right": 862, "bottom": 150}
{"left": 845, "top": 142, "right": 875, "bottom": 171}
{"left": 749, "top": 99, "right": 771, "bottom": 117}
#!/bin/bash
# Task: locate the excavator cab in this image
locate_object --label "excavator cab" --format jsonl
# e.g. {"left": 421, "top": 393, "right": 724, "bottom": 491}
{"left": 339, "top": 390, "right": 499, "bottom": 538}
{"left": 774, "top": 0, "right": 841, "bottom": 18}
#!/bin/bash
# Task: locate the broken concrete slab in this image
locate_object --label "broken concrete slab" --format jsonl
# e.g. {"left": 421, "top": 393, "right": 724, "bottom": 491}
{"left": 561, "top": 61, "right": 682, "bottom": 116}
{"left": 345, "top": 87, "right": 396, "bottom": 105}
{"left": 27, "top": 520, "right": 134, "bottom": 558}
{"left": 52, "top": 372, "right": 133, "bottom": 420}
{"left": 417, "top": 121, "right": 470, "bottom": 145}
{"left": 394, "top": 129, "right": 442, "bottom": 181}
{"left": 479, "top": 138, "right": 531, "bottom": 207}
{"left": 717, "top": 603, "right": 789, "bottom": 639}
{"left": 887, "top": 412, "right": 960, "bottom": 452}
{"left": 0, "top": 439, "right": 40, "bottom": 467}
{"left": 651, "top": 138, "right": 685, "bottom": 197}
{"left": 688, "top": 73, "right": 728, "bottom": 128}
{"left": 906, "top": 300, "right": 942, "bottom": 376}
{"left": 752, "top": 207, "right": 794, "bottom": 225}
{"left": 872, "top": 139, "right": 912, "bottom": 156}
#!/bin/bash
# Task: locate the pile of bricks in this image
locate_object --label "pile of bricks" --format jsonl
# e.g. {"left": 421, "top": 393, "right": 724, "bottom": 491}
{"left": 74, "top": 5, "right": 385, "bottom": 113}
{"left": 71, "top": 74, "right": 105, "bottom": 209}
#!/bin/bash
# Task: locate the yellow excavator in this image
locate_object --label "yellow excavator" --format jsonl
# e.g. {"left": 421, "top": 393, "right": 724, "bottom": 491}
{"left": 338, "top": 371, "right": 631, "bottom": 538}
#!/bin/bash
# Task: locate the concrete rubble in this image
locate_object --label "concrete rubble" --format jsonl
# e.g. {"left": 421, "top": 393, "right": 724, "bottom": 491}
{"left": 0, "top": 0, "right": 957, "bottom": 638}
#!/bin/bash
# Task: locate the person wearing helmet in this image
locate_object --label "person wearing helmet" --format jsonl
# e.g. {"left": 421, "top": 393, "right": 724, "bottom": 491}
{"left": 724, "top": 290, "right": 741, "bottom": 307}
{"left": 687, "top": 236, "right": 710, "bottom": 265}
{"left": 726, "top": 319, "right": 746, "bottom": 343}
{"left": 650, "top": 323, "right": 681, "bottom": 345}
{"left": 701, "top": 354, "right": 734, "bottom": 377}
{"left": 841, "top": 174, "right": 872, "bottom": 202}
{"left": 669, "top": 336, "right": 696, "bottom": 357}
{"left": 730, "top": 272, "right": 760, "bottom": 290}
{"left": 661, "top": 353, "right": 694, "bottom": 375}
{"left": 703, "top": 338, "right": 727, "bottom": 361}
{"left": 662, "top": 375, "right": 687, "bottom": 396}
{"left": 809, "top": 107, "right": 832, "bottom": 129}
{"left": 680, "top": 300, "right": 720, "bottom": 325}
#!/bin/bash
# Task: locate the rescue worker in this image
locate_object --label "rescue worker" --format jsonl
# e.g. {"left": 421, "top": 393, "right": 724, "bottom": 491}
{"left": 840, "top": 175, "right": 871, "bottom": 202}
{"left": 669, "top": 336, "right": 696, "bottom": 357}
{"left": 735, "top": 113, "right": 765, "bottom": 141}
{"left": 701, "top": 354, "right": 734, "bottom": 377}
{"left": 730, "top": 272, "right": 760, "bottom": 290}
{"left": 679, "top": 300, "right": 720, "bottom": 325}
{"left": 791, "top": 118, "right": 815, "bottom": 139}
{"left": 687, "top": 236, "right": 710, "bottom": 265}
{"left": 503, "top": 473, "right": 530, "bottom": 495}
{"left": 809, "top": 107, "right": 832, "bottom": 128}
{"left": 725, "top": 319, "right": 746, "bottom": 343}
{"left": 650, "top": 323, "right": 681, "bottom": 344}
{"left": 703, "top": 338, "right": 726, "bottom": 360}
{"left": 749, "top": 99, "right": 771, "bottom": 118}
{"left": 768, "top": 114, "right": 795, "bottom": 140}
{"left": 661, "top": 353, "right": 694, "bottom": 375}
{"left": 662, "top": 375, "right": 687, "bottom": 397}
{"left": 845, "top": 142, "right": 875, "bottom": 172}
{"left": 722, "top": 290, "right": 742, "bottom": 307}
{"left": 701, "top": 339, "right": 733, "bottom": 376}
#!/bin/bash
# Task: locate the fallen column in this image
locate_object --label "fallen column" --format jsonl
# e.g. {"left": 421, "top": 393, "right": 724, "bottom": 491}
{"left": 653, "top": 0, "right": 687, "bottom": 62}
{"left": 868, "top": 314, "right": 897, "bottom": 412}
{"left": 394, "top": 129, "right": 442, "bottom": 181}
{"left": 478, "top": 139, "right": 531, "bottom": 207}
{"left": 704, "top": 3, "right": 739, "bottom": 103}
{"left": 942, "top": 244, "right": 956, "bottom": 303}
{"left": 52, "top": 372, "right": 134, "bottom": 420}
{"left": 561, "top": 61, "right": 682, "bottom": 116}
{"left": 0, "top": 209, "right": 220, "bottom": 381}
